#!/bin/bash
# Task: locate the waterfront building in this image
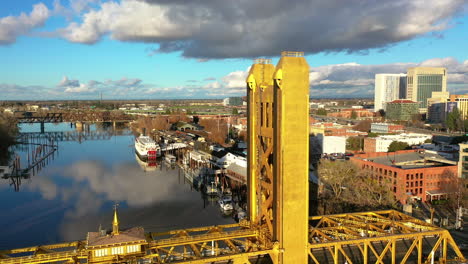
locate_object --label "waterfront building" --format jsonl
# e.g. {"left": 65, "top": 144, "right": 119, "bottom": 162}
{"left": 364, "top": 133, "right": 431, "bottom": 152}
{"left": 374, "top": 74, "right": 407, "bottom": 111}
{"left": 370, "top": 123, "right": 405, "bottom": 134}
{"left": 406, "top": 67, "right": 447, "bottom": 112}
{"left": 87, "top": 208, "right": 146, "bottom": 262}
{"left": 449, "top": 94, "right": 468, "bottom": 120}
{"left": 386, "top": 100, "right": 419, "bottom": 121}
{"left": 351, "top": 150, "right": 458, "bottom": 203}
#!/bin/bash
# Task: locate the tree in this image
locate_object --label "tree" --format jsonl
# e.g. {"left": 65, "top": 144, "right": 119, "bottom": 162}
{"left": 353, "top": 120, "right": 372, "bottom": 132}
{"left": 424, "top": 138, "right": 432, "bottom": 143}
{"left": 317, "top": 160, "right": 397, "bottom": 214}
{"left": 439, "top": 169, "right": 468, "bottom": 210}
{"left": 200, "top": 118, "right": 228, "bottom": 144}
{"left": 318, "top": 160, "right": 355, "bottom": 201}
{"left": 0, "top": 113, "right": 18, "bottom": 164}
{"left": 367, "top": 132, "right": 378, "bottom": 137}
{"left": 446, "top": 108, "right": 463, "bottom": 132}
{"left": 232, "top": 108, "right": 239, "bottom": 115}
{"left": 388, "top": 141, "right": 410, "bottom": 152}
{"left": 316, "top": 108, "right": 327, "bottom": 116}
{"left": 346, "top": 137, "right": 363, "bottom": 151}
{"left": 350, "top": 110, "right": 358, "bottom": 119}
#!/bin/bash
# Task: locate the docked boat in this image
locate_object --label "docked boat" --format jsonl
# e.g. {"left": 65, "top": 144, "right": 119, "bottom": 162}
{"left": 165, "top": 154, "right": 176, "bottom": 164}
{"left": 135, "top": 135, "right": 161, "bottom": 158}
{"left": 135, "top": 153, "right": 157, "bottom": 172}
{"left": 205, "top": 182, "right": 218, "bottom": 196}
{"left": 218, "top": 196, "right": 234, "bottom": 211}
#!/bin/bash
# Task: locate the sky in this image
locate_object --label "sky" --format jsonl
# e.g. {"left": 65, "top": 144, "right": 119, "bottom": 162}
{"left": 0, "top": 0, "right": 467, "bottom": 100}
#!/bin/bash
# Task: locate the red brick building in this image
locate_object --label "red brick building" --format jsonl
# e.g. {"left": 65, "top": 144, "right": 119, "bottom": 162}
{"left": 350, "top": 150, "right": 458, "bottom": 204}
{"left": 328, "top": 109, "right": 374, "bottom": 119}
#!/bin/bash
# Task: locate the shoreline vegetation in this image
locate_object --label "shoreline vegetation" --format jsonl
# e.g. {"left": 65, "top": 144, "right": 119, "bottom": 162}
{"left": 0, "top": 113, "right": 18, "bottom": 164}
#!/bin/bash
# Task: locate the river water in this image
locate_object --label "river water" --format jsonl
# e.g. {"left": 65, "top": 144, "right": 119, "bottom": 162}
{"left": 0, "top": 123, "right": 233, "bottom": 250}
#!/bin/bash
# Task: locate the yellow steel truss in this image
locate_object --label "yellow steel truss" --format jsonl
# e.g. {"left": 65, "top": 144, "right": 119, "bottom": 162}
{"left": 308, "top": 210, "right": 466, "bottom": 264}
{"left": 0, "top": 53, "right": 466, "bottom": 264}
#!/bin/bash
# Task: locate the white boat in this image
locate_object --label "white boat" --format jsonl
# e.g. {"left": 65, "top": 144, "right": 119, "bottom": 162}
{"left": 135, "top": 135, "right": 161, "bottom": 158}
{"left": 218, "top": 196, "right": 234, "bottom": 211}
{"left": 165, "top": 154, "right": 176, "bottom": 164}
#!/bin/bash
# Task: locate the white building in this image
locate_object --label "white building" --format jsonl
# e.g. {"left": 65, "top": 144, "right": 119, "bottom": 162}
{"left": 315, "top": 135, "right": 346, "bottom": 154}
{"left": 374, "top": 74, "right": 407, "bottom": 111}
{"left": 216, "top": 153, "right": 246, "bottom": 169}
{"left": 373, "top": 133, "right": 432, "bottom": 152}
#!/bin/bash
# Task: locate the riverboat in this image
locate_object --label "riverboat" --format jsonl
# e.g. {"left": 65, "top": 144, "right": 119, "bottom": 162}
{"left": 135, "top": 154, "right": 157, "bottom": 172}
{"left": 135, "top": 135, "right": 161, "bottom": 158}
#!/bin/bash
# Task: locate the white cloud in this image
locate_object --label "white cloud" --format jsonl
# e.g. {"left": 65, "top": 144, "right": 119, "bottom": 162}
{"left": 222, "top": 70, "right": 248, "bottom": 88}
{"left": 0, "top": 3, "right": 50, "bottom": 44}
{"left": 309, "top": 57, "right": 468, "bottom": 97}
{"left": 59, "top": 0, "right": 466, "bottom": 58}
{"left": 58, "top": 76, "right": 80, "bottom": 87}
{"left": 203, "top": 81, "right": 221, "bottom": 89}
{"left": 64, "top": 83, "right": 96, "bottom": 93}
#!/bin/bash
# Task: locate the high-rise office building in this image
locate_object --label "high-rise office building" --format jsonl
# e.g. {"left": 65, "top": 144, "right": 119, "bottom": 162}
{"left": 374, "top": 74, "right": 407, "bottom": 111}
{"left": 406, "top": 67, "right": 447, "bottom": 112}
{"left": 386, "top": 100, "right": 419, "bottom": 121}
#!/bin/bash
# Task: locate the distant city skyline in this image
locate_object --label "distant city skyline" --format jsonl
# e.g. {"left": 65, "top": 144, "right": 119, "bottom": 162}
{"left": 0, "top": 0, "right": 467, "bottom": 100}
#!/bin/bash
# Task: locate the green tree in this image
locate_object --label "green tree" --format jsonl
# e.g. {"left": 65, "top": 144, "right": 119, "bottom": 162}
{"left": 0, "top": 113, "right": 18, "bottom": 163}
{"left": 388, "top": 141, "right": 410, "bottom": 152}
{"left": 350, "top": 110, "right": 358, "bottom": 119}
{"left": 367, "top": 132, "right": 378, "bottom": 137}
{"left": 232, "top": 108, "right": 239, "bottom": 115}
{"left": 346, "top": 137, "right": 363, "bottom": 151}
{"left": 316, "top": 108, "right": 327, "bottom": 116}
{"left": 445, "top": 108, "right": 463, "bottom": 132}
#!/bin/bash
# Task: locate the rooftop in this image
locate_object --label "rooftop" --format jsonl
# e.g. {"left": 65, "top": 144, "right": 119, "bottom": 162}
{"left": 389, "top": 100, "right": 417, "bottom": 104}
{"left": 354, "top": 151, "right": 456, "bottom": 169}
{"left": 87, "top": 227, "right": 146, "bottom": 247}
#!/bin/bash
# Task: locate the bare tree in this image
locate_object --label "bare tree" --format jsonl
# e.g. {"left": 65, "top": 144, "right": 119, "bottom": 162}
{"left": 317, "top": 160, "right": 397, "bottom": 214}
{"left": 199, "top": 118, "right": 228, "bottom": 145}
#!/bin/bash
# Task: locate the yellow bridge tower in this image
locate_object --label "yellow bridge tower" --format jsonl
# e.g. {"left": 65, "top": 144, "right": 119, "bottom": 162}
{"left": 247, "top": 52, "right": 310, "bottom": 263}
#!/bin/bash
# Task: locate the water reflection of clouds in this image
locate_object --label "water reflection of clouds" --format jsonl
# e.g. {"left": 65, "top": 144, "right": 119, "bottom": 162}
{"left": 55, "top": 161, "right": 233, "bottom": 242}
{"left": 25, "top": 160, "right": 193, "bottom": 218}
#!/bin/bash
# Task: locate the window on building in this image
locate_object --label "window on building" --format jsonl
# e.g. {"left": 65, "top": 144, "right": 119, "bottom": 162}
{"left": 127, "top": 245, "right": 140, "bottom": 253}
{"left": 111, "top": 247, "right": 124, "bottom": 255}
{"left": 95, "top": 249, "right": 108, "bottom": 257}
